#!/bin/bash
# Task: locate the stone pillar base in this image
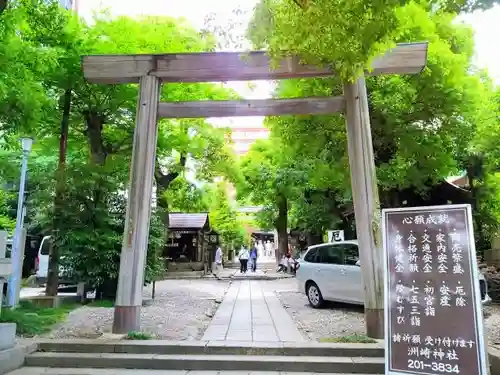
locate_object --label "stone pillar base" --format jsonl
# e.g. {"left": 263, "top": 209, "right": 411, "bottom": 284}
{"left": 365, "top": 308, "right": 384, "bottom": 339}
{"left": 112, "top": 305, "right": 140, "bottom": 334}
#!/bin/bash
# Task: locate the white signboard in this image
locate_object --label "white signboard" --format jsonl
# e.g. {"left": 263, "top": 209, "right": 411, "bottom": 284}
{"left": 327, "top": 230, "right": 344, "bottom": 242}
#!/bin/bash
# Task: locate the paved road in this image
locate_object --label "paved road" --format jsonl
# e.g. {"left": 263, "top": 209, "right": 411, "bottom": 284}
{"left": 202, "top": 280, "right": 305, "bottom": 342}
{"left": 8, "top": 369, "right": 336, "bottom": 375}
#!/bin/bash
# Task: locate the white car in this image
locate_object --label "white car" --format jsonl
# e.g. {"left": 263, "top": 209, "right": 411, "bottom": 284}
{"left": 296, "top": 240, "right": 492, "bottom": 308}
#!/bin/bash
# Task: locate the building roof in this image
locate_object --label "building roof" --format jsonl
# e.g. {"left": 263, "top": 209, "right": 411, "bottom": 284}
{"left": 169, "top": 213, "right": 209, "bottom": 230}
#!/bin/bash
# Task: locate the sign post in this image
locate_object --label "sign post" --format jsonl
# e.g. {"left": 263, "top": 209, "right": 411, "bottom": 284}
{"left": 382, "top": 204, "right": 488, "bottom": 375}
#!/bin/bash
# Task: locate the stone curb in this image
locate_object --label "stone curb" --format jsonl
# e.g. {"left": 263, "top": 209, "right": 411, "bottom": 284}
{"left": 34, "top": 339, "right": 383, "bottom": 357}
{"left": 25, "top": 352, "right": 385, "bottom": 373}
{"left": 0, "top": 342, "right": 37, "bottom": 375}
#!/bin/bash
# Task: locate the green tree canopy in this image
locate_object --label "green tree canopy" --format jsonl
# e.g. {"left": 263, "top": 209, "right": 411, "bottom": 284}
{"left": 242, "top": 0, "right": 500, "bottom": 246}
{"left": 208, "top": 181, "right": 246, "bottom": 250}
{"left": 239, "top": 137, "right": 309, "bottom": 253}
{"left": 0, "top": 1, "right": 241, "bottom": 295}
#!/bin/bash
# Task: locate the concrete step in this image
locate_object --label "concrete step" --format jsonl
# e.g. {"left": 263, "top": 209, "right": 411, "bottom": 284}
{"left": 35, "top": 340, "right": 384, "bottom": 357}
{"left": 230, "top": 274, "right": 293, "bottom": 280}
{"left": 25, "top": 352, "right": 384, "bottom": 373}
{"left": 9, "top": 368, "right": 378, "bottom": 375}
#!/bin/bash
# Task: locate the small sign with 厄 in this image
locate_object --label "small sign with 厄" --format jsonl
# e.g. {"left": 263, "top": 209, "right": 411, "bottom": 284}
{"left": 382, "top": 204, "right": 488, "bottom": 375}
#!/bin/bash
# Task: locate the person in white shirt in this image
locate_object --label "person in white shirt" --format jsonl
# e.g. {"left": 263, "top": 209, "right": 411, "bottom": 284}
{"left": 213, "top": 246, "right": 223, "bottom": 280}
{"left": 238, "top": 247, "right": 249, "bottom": 273}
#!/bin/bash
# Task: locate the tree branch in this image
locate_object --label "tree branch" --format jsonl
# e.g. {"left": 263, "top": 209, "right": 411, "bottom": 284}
{"left": 0, "top": 0, "right": 8, "bottom": 14}
{"left": 291, "top": 0, "right": 306, "bottom": 9}
{"left": 104, "top": 133, "right": 133, "bottom": 155}
{"left": 155, "top": 153, "right": 187, "bottom": 190}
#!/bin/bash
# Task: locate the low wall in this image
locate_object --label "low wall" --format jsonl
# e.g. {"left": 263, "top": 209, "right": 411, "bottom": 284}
{"left": 22, "top": 294, "right": 83, "bottom": 308}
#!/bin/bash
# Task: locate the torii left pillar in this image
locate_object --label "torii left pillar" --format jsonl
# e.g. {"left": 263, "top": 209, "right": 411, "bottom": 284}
{"left": 113, "top": 75, "right": 161, "bottom": 333}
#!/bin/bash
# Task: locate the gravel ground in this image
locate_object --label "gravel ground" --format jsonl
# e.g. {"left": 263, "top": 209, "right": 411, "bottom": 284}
{"left": 484, "top": 304, "right": 500, "bottom": 345}
{"left": 264, "top": 278, "right": 365, "bottom": 341}
{"left": 277, "top": 291, "right": 366, "bottom": 341}
{"left": 46, "top": 279, "right": 230, "bottom": 340}
{"left": 45, "top": 276, "right": 500, "bottom": 344}
{"left": 271, "top": 278, "right": 500, "bottom": 344}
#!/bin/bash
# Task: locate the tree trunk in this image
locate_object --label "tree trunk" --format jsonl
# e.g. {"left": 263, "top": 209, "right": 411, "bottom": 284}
{"left": 83, "top": 110, "right": 107, "bottom": 165}
{"left": 154, "top": 155, "right": 187, "bottom": 211}
{"left": 0, "top": 0, "right": 8, "bottom": 14}
{"left": 46, "top": 88, "right": 72, "bottom": 296}
{"left": 276, "top": 194, "right": 288, "bottom": 259}
{"left": 154, "top": 155, "right": 187, "bottom": 253}
{"left": 340, "top": 215, "right": 356, "bottom": 240}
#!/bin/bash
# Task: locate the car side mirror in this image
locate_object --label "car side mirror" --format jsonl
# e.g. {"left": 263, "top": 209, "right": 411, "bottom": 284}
{"left": 355, "top": 260, "right": 361, "bottom": 267}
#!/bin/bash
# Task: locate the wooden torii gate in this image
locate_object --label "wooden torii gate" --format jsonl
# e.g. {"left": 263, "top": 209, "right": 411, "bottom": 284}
{"left": 82, "top": 42, "right": 428, "bottom": 337}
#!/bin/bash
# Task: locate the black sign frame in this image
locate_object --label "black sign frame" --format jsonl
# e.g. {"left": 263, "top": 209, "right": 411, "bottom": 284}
{"left": 382, "top": 204, "right": 488, "bottom": 375}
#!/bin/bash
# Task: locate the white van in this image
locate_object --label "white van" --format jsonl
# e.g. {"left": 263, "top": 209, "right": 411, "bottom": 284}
{"left": 35, "top": 235, "right": 51, "bottom": 280}
{"left": 35, "top": 236, "right": 71, "bottom": 284}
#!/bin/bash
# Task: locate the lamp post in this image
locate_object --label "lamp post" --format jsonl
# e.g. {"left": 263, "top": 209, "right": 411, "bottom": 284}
{"left": 7, "top": 138, "right": 33, "bottom": 308}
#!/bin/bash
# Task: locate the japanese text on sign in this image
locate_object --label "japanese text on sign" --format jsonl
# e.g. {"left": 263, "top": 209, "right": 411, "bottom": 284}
{"left": 383, "top": 205, "right": 487, "bottom": 375}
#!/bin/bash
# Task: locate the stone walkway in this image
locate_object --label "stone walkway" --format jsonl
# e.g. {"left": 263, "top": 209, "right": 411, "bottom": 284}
{"left": 202, "top": 280, "right": 305, "bottom": 342}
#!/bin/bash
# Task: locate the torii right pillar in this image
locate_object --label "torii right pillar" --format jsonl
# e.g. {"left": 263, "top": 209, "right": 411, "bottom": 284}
{"left": 344, "top": 75, "right": 384, "bottom": 339}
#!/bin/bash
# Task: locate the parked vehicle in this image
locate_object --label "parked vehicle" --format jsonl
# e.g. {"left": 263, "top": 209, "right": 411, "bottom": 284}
{"left": 5, "top": 238, "right": 12, "bottom": 257}
{"left": 35, "top": 235, "right": 50, "bottom": 281}
{"left": 35, "top": 236, "right": 72, "bottom": 285}
{"left": 296, "top": 240, "right": 492, "bottom": 308}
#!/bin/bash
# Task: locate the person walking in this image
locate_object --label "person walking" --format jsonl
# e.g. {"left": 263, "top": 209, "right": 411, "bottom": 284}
{"left": 213, "top": 245, "right": 223, "bottom": 280}
{"left": 250, "top": 245, "right": 258, "bottom": 272}
{"left": 238, "top": 247, "right": 249, "bottom": 273}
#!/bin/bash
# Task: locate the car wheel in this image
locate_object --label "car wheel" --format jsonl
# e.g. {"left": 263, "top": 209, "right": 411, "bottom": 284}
{"left": 306, "top": 282, "right": 324, "bottom": 308}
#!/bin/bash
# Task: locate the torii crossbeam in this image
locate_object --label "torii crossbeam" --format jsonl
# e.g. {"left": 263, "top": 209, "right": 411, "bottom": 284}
{"left": 82, "top": 42, "right": 428, "bottom": 337}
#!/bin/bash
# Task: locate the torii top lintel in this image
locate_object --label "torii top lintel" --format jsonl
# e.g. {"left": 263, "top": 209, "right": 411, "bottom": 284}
{"left": 82, "top": 42, "right": 428, "bottom": 85}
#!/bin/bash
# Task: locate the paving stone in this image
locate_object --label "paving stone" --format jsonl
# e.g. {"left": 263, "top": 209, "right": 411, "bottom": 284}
{"left": 202, "top": 325, "right": 228, "bottom": 341}
{"left": 234, "top": 318, "right": 251, "bottom": 325}
{"left": 210, "top": 316, "right": 231, "bottom": 325}
{"left": 203, "top": 280, "right": 304, "bottom": 342}
{"left": 226, "top": 329, "right": 252, "bottom": 342}
{"left": 252, "top": 316, "right": 274, "bottom": 326}
{"left": 5, "top": 368, "right": 48, "bottom": 375}
{"left": 252, "top": 325, "right": 279, "bottom": 342}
